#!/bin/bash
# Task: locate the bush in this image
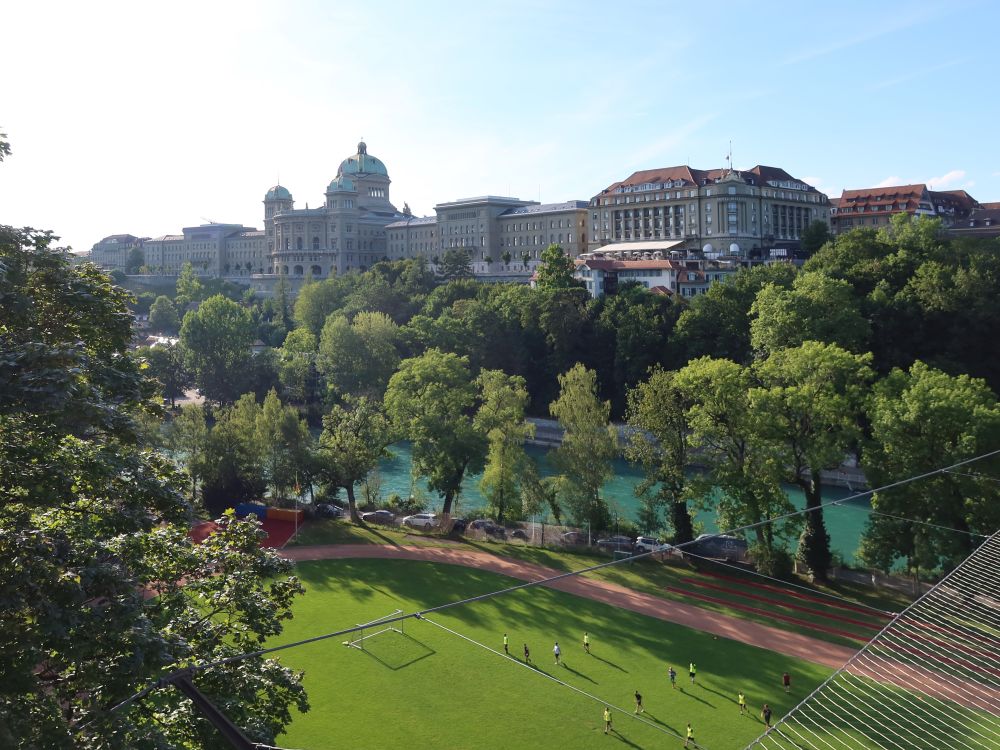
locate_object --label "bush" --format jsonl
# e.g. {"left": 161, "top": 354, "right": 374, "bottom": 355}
{"left": 750, "top": 544, "right": 795, "bottom": 579}
{"left": 381, "top": 493, "right": 423, "bottom": 516}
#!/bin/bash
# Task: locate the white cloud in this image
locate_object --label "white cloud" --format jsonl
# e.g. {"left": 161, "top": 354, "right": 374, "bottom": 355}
{"left": 926, "top": 170, "right": 966, "bottom": 189}
{"left": 875, "top": 176, "right": 903, "bottom": 188}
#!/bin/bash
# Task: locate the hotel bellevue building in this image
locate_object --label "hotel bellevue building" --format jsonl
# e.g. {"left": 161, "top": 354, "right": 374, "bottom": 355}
{"left": 589, "top": 164, "right": 831, "bottom": 259}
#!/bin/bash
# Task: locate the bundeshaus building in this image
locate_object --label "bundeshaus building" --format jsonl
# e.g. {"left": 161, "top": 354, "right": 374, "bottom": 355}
{"left": 588, "top": 164, "right": 831, "bottom": 260}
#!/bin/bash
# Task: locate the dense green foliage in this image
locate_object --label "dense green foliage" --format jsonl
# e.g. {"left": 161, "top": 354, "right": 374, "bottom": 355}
{"left": 0, "top": 225, "right": 305, "bottom": 747}
{"left": 131, "top": 213, "right": 999, "bottom": 574}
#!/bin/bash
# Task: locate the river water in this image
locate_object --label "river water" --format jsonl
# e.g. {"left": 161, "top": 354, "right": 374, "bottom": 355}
{"left": 366, "top": 442, "right": 871, "bottom": 564}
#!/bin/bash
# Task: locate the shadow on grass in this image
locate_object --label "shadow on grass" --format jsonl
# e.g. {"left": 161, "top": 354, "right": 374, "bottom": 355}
{"left": 699, "top": 684, "right": 733, "bottom": 703}
{"left": 360, "top": 524, "right": 403, "bottom": 548}
{"left": 590, "top": 652, "right": 628, "bottom": 673}
{"left": 352, "top": 631, "right": 435, "bottom": 671}
{"left": 638, "top": 712, "right": 677, "bottom": 734}
{"left": 609, "top": 729, "right": 642, "bottom": 748}
{"left": 677, "top": 686, "right": 715, "bottom": 708}
{"left": 561, "top": 662, "right": 597, "bottom": 684}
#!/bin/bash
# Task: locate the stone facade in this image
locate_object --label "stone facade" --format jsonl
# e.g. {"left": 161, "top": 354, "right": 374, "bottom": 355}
{"left": 386, "top": 198, "right": 590, "bottom": 271}
{"left": 88, "top": 234, "right": 145, "bottom": 271}
{"left": 93, "top": 142, "right": 407, "bottom": 292}
{"left": 590, "top": 165, "right": 831, "bottom": 259}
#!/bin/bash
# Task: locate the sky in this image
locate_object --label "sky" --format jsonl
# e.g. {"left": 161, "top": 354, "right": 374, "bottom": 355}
{"left": 2, "top": 0, "right": 998, "bottom": 253}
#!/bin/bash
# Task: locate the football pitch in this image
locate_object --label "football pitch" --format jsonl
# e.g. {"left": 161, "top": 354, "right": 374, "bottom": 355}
{"left": 269, "top": 559, "right": 835, "bottom": 749}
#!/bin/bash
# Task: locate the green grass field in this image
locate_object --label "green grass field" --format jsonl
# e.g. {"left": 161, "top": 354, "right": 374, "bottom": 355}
{"left": 289, "top": 519, "right": 911, "bottom": 649}
{"left": 270, "top": 559, "right": 834, "bottom": 749}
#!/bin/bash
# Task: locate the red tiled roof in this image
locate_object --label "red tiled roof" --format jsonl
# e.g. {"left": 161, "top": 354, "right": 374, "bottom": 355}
{"left": 648, "top": 285, "right": 673, "bottom": 296}
{"left": 981, "top": 202, "right": 1000, "bottom": 210}
{"left": 596, "top": 165, "right": 817, "bottom": 196}
{"left": 930, "top": 189, "right": 979, "bottom": 213}
{"left": 839, "top": 184, "right": 927, "bottom": 203}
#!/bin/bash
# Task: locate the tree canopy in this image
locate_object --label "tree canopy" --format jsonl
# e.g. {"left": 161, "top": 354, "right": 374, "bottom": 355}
{"left": 384, "top": 349, "right": 486, "bottom": 515}
{"left": 0, "top": 223, "right": 306, "bottom": 747}
{"left": 179, "top": 294, "right": 255, "bottom": 404}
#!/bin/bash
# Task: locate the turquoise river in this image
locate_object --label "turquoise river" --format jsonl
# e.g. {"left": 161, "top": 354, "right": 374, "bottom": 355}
{"left": 361, "top": 442, "right": 872, "bottom": 564}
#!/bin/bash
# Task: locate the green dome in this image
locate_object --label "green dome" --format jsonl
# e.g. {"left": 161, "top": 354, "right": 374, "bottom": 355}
{"left": 337, "top": 141, "right": 388, "bottom": 177}
{"left": 265, "top": 185, "right": 292, "bottom": 201}
{"left": 326, "top": 175, "right": 356, "bottom": 193}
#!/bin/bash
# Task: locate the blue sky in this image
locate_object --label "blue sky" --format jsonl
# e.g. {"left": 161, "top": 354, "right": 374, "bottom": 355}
{"left": 2, "top": 0, "right": 997, "bottom": 253}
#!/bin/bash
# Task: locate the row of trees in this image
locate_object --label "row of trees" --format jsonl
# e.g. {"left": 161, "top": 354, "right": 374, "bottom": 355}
{"left": 139, "top": 216, "right": 1000, "bottom": 582}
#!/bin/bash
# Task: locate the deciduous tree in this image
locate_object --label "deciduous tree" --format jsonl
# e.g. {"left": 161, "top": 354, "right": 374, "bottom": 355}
{"left": 534, "top": 243, "right": 579, "bottom": 290}
{"left": 751, "top": 342, "right": 873, "bottom": 579}
{"left": 384, "top": 349, "right": 486, "bottom": 516}
{"left": 860, "top": 362, "right": 1000, "bottom": 577}
{"left": 475, "top": 370, "right": 534, "bottom": 523}
{"left": 318, "top": 397, "right": 393, "bottom": 521}
{"left": 0, "top": 223, "right": 306, "bottom": 747}
{"left": 674, "top": 357, "right": 798, "bottom": 571}
{"left": 148, "top": 294, "right": 180, "bottom": 333}
{"left": 549, "top": 364, "right": 617, "bottom": 528}
{"left": 180, "top": 294, "right": 254, "bottom": 404}
{"left": 626, "top": 368, "right": 695, "bottom": 543}
{"left": 750, "top": 271, "right": 869, "bottom": 356}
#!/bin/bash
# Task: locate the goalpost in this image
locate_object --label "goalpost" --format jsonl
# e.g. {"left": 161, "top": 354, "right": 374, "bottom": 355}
{"left": 342, "top": 609, "right": 405, "bottom": 651}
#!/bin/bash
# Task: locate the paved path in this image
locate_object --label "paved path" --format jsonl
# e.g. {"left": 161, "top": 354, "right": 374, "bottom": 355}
{"left": 282, "top": 544, "right": 857, "bottom": 670}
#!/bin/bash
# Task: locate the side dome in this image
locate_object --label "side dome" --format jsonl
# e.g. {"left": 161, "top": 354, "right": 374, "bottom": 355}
{"left": 337, "top": 140, "right": 388, "bottom": 177}
{"left": 326, "top": 175, "right": 356, "bottom": 193}
{"left": 265, "top": 185, "right": 292, "bottom": 201}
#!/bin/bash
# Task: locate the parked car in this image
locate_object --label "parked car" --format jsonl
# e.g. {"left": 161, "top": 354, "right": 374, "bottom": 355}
{"left": 450, "top": 518, "right": 468, "bottom": 533}
{"left": 402, "top": 513, "right": 439, "bottom": 529}
{"left": 691, "top": 533, "right": 749, "bottom": 562}
{"left": 596, "top": 535, "right": 634, "bottom": 552}
{"left": 510, "top": 528, "right": 529, "bottom": 541}
{"left": 360, "top": 509, "right": 396, "bottom": 525}
{"left": 633, "top": 536, "right": 673, "bottom": 554}
{"left": 561, "top": 531, "right": 589, "bottom": 546}
{"left": 467, "top": 519, "right": 506, "bottom": 538}
{"left": 315, "top": 503, "right": 344, "bottom": 519}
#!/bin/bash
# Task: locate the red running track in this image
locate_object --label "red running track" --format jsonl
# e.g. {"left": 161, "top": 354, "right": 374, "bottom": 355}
{"left": 698, "top": 571, "right": 895, "bottom": 619}
{"left": 680, "top": 578, "right": 884, "bottom": 631}
{"left": 664, "top": 586, "right": 869, "bottom": 642}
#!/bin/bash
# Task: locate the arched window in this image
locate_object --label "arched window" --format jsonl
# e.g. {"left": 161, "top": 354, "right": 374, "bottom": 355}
{"left": 311, "top": 265, "right": 322, "bottom": 277}
{"left": 293, "top": 265, "right": 304, "bottom": 276}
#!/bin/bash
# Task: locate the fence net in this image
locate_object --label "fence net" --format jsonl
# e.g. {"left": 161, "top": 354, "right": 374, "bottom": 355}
{"left": 744, "top": 532, "right": 1000, "bottom": 750}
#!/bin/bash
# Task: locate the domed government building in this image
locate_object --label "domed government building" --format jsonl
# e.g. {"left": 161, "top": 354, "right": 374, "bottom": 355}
{"left": 88, "top": 139, "right": 592, "bottom": 294}
{"left": 110, "top": 141, "right": 411, "bottom": 293}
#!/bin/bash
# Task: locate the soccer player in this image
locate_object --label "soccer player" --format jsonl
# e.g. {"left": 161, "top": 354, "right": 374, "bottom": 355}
{"left": 503, "top": 633, "right": 509, "bottom": 655}
{"left": 761, "top": 703, "right": 773, "bottom": 729}
{"left": 634, "top": 690, "right": 644, "bottom": 714}
{"left": 684, "top": 722, "right": 694, "bottom": 748}
{"left": 523, "top": 643, "right": 530, "bottom": 663}
{"left": 554, "top": 641, "right": 562, "bottom": 665}
{"left": 689, "top": 662, "right": 697, "bottom": 685}
{"left": 584, "top": 631, "right": 591, "bottom": 654}
{"left": 782, "top": 671, "right": 791, "bottom": 693}
{"left": 668, "top": 666, "right": 677, "bottom": 688}
{"left": 603, "top": 706, "right": 612, "bottom": 734}
{"left": 738, "top": 691, "right": 747, "bottom": 715}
